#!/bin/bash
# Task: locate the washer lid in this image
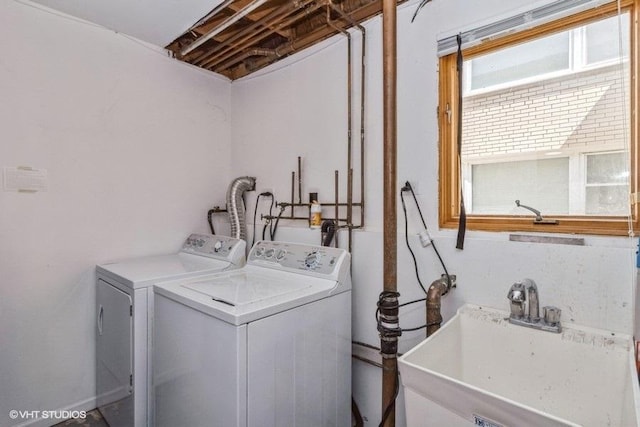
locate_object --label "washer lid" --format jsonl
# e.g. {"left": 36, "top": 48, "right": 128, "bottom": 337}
{"left": 97, "top": 253, "right": 234, "bottom": 289}
{"left": 154, "top": 266, "right": 345, "bottom": 325}
{"left": 183, "top": 272, "right": 313, "bottom": 307}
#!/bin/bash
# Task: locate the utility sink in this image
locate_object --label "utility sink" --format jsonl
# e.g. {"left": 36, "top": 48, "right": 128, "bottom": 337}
{"left": 398, "top": 304, "right": 640, "bottom": 427}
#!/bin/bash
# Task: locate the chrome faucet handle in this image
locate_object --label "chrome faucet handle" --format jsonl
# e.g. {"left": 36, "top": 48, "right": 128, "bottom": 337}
{"left": 507, "top": 282, "right": 525, "bottom": 300}
{"left": 543, "top": 306, "right": 561, "bottom": 326}
{"left": 507, "top": 282, "right": 526, "bottom": 318}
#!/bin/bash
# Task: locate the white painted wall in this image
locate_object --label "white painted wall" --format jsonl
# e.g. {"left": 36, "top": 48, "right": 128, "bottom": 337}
{"left": 0, "top": 0, "right": 635, "bottom": 426}
{"left": 231, "top": 0, "right": 637, "bottom": 425}
{"left": 0, "top": 2, "right": 232, "bottom": 426}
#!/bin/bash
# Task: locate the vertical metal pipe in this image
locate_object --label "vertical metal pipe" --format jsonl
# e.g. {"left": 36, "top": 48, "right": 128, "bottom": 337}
{"left": 348, "top": 168, "right": 354, "bottom": 252}
{"left": 327, "top": 3, "right": 366, "bottom": 229}
{"left": 359, "top": 28, "right": 366, "bottom": 229}
{"left": 381, "top": 0, "right": 398, "bottom": 425}
{"left": 335, "top": 170, "right": 340, "bottom": 247}
{"left": 297, "top": 156, "right": 302, "bottom": 204}
{"left": 348, "top": 168, "right": 354, "bottom": 227}
{"left": 291, "top": 171, "right": 295, "bottom": 218}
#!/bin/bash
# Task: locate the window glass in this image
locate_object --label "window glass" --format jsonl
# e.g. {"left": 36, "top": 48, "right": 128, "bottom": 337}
{"left": 585, "top": 152, "right": 629, "bottom": 215}
{"left": 461, "top": 12, "right": 630, "bottom": 217}
{"left": 586, "top": 15, "right": 630, "bottom": 64}
{"left": 471, "top": 158, "right": 569, "bottom": 214}
{"left": 469, "top": 32, "right": 569, "bottom": 90}
{"left": 586, "top": 152, "right": 628, "bottom": 184}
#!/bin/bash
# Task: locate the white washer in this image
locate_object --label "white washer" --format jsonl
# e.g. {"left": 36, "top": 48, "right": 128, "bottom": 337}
{"left": 153, "top": 241, "right": 352, "bottom": 427}
{"left": 96, "top": 234, "right": 246, "bottom": 427}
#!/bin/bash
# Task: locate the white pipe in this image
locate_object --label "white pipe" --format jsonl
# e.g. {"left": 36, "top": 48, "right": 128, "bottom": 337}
{"left": 180, "top": 0, "right": 270, "bottom": 57}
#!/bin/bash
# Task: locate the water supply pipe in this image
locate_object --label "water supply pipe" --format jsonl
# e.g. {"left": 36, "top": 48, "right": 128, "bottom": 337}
{"left": 226, "top": 176, "right": 256, "bottom": 242}
{"left": 381, "top": 0, "right": 398, "bottom": 425}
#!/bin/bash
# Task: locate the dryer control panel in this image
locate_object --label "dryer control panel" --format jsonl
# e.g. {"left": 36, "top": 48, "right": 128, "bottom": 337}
{"left": 248, "top": 241, "right": 349, "bottom": 277}
{"left": 181, "top": 233, "right": 246, "bottom": 262}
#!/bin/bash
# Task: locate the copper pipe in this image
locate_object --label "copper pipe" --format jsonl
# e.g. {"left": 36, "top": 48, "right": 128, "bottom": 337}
{"left": 290, "top": 171, "right": 295, "bottom": 218}
{"left": 326, "top": 8, "right": 354, "bottom": 243}
{"left": 297, "top": 156, "right": 302, "bottom": 204}
{"left": 359, "top": 26, "right": 366, "bottom": 230}
{"left": 214, "top": 48, "right": 275, "bottom": 72}
{"left": 335, "top": 170, "right": 340, "bottom": 247}
{"left": 426, "top": 279, "right": 448, "bottom": 337}
{"left": 348, "top": 168, "right": 353, "bottom": 227}
{"left": 193, "top": 3, "right": 294, "bottom": 66}
{"left": 277, "top": 202, "right": 362, "bottom": 208}
{"left": 193, "top": 0, "right": 316, "bottom": 66}
{"left": 381, "top": 0, "right": 397, "bottom": 425}
{"left": 328, "top": 2, "right": 366, "bottom": 229}
{"left": 203, "top": 0, "right": 325, "bottom": 70}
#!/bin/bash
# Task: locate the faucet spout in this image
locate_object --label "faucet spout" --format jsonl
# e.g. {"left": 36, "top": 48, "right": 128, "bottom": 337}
{"left": 506, "top": 278, "right": 561, "bottom": 333}
{"left": 523, "top": 278, "right": 539, "bottom": 321}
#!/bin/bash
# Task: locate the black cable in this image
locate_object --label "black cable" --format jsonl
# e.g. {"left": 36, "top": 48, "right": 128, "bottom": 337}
{"left": 267, "top": 195, "right": 275, "bottom": 239}
{"left": 400, "top": 190, "right": 428, "bottom": 295}
{"left": 270, "top": 205, "right": 285, "bottom": 241}
{"left": 376, "top": 298, "right": 434, "bottom": 333}
{"left": 404, "top": 182, "right": 453, "bottom": 291}
{"left": 251, "top": 195, "right": 263, "bottom": 247}
{"left": 406, "top": 184, "right": 427, "bottom": 229}
{"left": 207, "top": 209, "right": 216, "bottom": 235}
{"left": 399, "top": 297, "right": 426, "bottom": 308}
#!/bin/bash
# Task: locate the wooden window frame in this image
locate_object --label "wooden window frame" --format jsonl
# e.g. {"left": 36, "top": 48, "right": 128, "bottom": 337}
{"left": 439, "top": 0, "right": 639, "bottom": 236}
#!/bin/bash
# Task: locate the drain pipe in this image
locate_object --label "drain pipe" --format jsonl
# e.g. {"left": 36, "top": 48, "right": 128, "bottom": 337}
{"left": 226, "top": 176, "right": 256, "bottom": 242}
{"left": 381, "top": 0, "right": 398, "bottom": 426}
{"left": 426, "top": 277, "right": 450, "bottom": 336}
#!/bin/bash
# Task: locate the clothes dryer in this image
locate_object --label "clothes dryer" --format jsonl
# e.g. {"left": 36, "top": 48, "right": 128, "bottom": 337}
{"left": 96, "top": 234, "right": 245, "bottom": 427}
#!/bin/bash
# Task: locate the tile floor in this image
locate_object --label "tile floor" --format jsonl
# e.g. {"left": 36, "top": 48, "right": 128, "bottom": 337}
{"left": 51, "top": 409, "right": 107, "bottom": 427}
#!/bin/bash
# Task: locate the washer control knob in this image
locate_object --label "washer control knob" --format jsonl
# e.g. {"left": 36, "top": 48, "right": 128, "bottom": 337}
{"left": 276, "top": 249, "right": 287, "bottom": 261}
{"left": 213, "top": 241, "right": 223, "bottom": 252}
{"left": 255, "top": 246, "right": 265, "bottom": 257}
{"left": 265, "top": 248, "right": 275, "bottom": 258}
{"left": 304, "top": 251, "right": 321, "bottom": 269}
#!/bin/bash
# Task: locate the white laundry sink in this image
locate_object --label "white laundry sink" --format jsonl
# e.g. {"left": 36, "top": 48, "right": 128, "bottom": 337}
{"left": 398, "top": 304, "right": 640, "bottom": 427}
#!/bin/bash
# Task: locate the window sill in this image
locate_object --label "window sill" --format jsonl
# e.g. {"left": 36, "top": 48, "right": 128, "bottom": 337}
{"left": 439, "top": 215, "right": 637, "bottom": 237}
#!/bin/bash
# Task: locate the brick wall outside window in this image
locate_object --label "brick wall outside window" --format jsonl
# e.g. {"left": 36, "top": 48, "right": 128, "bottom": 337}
{"left": 461, "top": 65, "right": 628, "bottom": 160}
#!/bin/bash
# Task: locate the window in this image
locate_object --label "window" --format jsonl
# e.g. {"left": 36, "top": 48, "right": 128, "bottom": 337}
{"left": 439, "top": 1, "right": 638, "bottom": 235}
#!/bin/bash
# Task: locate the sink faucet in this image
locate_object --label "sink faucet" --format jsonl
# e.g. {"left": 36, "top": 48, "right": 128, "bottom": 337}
{"left": 507, "top": 279, "right": 561, "bottom": 333}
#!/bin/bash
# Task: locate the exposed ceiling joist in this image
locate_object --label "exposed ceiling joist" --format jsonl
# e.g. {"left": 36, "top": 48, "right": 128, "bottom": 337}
{"left": 167, "top": 0, "right": 407, "bottom": 80}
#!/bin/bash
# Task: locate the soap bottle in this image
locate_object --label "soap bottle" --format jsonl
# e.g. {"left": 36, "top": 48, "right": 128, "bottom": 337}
{"left": 310, "top": 200, "right": 322, "bottom": 229}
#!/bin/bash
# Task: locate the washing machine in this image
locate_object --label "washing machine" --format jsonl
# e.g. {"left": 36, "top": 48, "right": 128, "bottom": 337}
{"left": 95, "top": 233, "right": 246, "bottom": 427}
{"left": 153, "top": 240, "right": 352, "bottom": 427}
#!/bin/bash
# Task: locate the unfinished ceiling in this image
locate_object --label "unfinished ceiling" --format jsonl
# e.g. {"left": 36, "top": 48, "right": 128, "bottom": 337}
{"left": 167, "top": 0, "right": 407, "bottom": 80}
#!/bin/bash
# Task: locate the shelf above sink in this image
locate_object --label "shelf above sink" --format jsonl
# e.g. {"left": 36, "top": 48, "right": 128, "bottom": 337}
{"left": 398, "top": 304, "right": 640, "bottom": 427}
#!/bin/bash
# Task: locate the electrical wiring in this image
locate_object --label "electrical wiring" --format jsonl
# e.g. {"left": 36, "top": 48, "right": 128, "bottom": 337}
{"left": 374, "top": 297, "right": 433, "bottom": 334}
{"left": 402, "top": 181, "right": 453, "bottom": 291}
{"left": 270, "top": 205, "right": 286, "bottom": 241}
{"left": 377, "top": 182, "right": 456, "bottom": 426}
{"left": 400, "top": 190, "right": 428, "bottom": 295}
{"left": 252, "top": 192, "right": 273, "bottom": 245}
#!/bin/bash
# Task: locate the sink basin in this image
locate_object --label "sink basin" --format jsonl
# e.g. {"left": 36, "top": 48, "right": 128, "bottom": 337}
{"left": 398, "top": 304, "right": 640, "bottom": 427}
